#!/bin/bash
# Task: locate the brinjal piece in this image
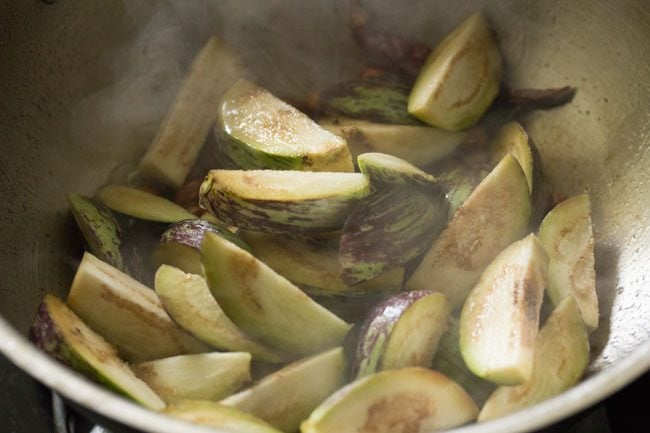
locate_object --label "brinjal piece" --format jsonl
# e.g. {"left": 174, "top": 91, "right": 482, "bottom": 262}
{"left": 240, "top": 231, "right": 403, "bottom": 294}
{"left": 139, "top": 37, "right": 245, "bottom": 189}
{"left": 460, "top": 234, "right": 549, "bottom": 385}
{"left": 340, "top": 185, "right": 448, "bottom": 285}
{"left": 30, "top": 295, "right": 165, "bottom": 410}
{"left": 163, "top": 401, "right": 282, "bottom": 433}
{"left": 301, "top": 367, "right": 478, "bottom": 433}
{"left": 490, "top": 122, "right": 536, "bottom": 194}
{"left": 430, "top": 316, "right": 496, "bottom": 406}
{"left": 151, "top": 219, "right": 249, "bottom": 276}
{"left": 132, "top": 352, "right": 251, "bottom": 404}
{"left": 154, "top": 265, "right": 286, "bottom": 363}
{"left": 221, "top": 347, "right": 347, "bottom": 433}
{"left": 321, "top": 79, "right": 421, "bottom": 125}
{"left": 67, "top": 253, "right": 210, "bottom": 363}
{"left": 240, "top": 231, "right": 402, "bottom": 320}
{"left": 67, "top": 193, "right": 145, "bottom": 281}
{"left": 538, "top": 194, "right": 598, "bottom": 332}
{"left": 217, "top": 79, "right": 353, "bottom": 172}
{"left": 201, "top": 233, "right": 351, "bottom": 356}
{"left": 406, "top": 154, "right": 531, "bottom": 309}
{"left": 408, "top": 13, "right": 502, "bottom": 131}
{"left": 478, "top": 297, "right": 590, "bottom": 421}
{"left": 96, "top": 185, "right": 197, "bottom": 223}
{"left": 355, "top": 291, "right": 450, "bottom": 378}
{"left": 319, "top": 117, "right": 465, "bottom": 167}
{"left": 199, "top": 170, "right": 370, "bottom": 233}
{"left": 436, "top": 164, "right": 491, "bottom": 217}
{"left": 357, "top": 152, "right": 437, "bottom": 189}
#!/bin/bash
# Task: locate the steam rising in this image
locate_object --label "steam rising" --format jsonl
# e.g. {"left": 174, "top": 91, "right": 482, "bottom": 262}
{"left": 68, "top": 0, "right": 515, "bottom": 185}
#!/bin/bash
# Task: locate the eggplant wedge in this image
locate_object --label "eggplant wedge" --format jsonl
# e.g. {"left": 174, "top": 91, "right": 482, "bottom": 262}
{"left": 67, "top": 253, "right": 210, "bottom": 363}
{"left": 163, "top": 401, "right": 282, "bottom": 433}
{"left": 139, "top": 36, "right": 245, "bottom": 189}
{"left": 199, "top": 170, "right": 370, "bottom": 233}
{"left": 434, "top": 149, "right": 492, "bottom": 216}
{"left": 217, "top": 79, "right": 353, "bottom": 172}
{"left": 154, "top": 265, "right": 286, "bottom": 362}
{"left": 406, "top": 154, "right": 531, "bottom": 309}
{"left": 408, "top": 13, "right": 502, "bottom": 131}
{"left": 152, "top": 219, "right": 249, "bottom": 276}
{"left": 321, "top": 79, "right": 421, "bottom": 125}
{"left": 320, "top": 117, "right": 465, "bottom": 167}
{"left": 490, "top": 122, "right": 536, "bottom": 194}
{"left": 240, "top": 231, "right": 403, "bottom": 294}
{"left": 355, "top": 291, "right": 450, "bottom": 378}
{"left": 240, "top": 231, "right": 403, "bottom": 321}
{"left": 133, "top": 352, "right": 251, "bottom": 404}
{"left": 301, "top": 367, "right": 478, "bottom": 433}
{"left": 340, "top": 186, "right": 448, "bottom": 284}
{"left": 30, "top": 295, "right": 165, "bottom": 410}
{"left": 460, "top": 234, "right": 549, "bottom": 385}
{"left": 478, "top": 297, "right": 590, "bottom": 421}
{"left": 67, "top": 193, "right": 145, "bottom": 281}
{"left": 221, "top": 347, "right": 347, "bottom": 433}
{"left": 201, "top": 232, "right": 351, "bottom": 355}
{"left": 431, "top": 316, "right": 496, "bottom": 406}
{"left": 538, "top": 194, "right": 598, "bottom": 332}
{"left": 96, "top": 185, "right": 197, "bottom": 223}
{"left": 357, "top": 152, "right": 437, "bottom": 189}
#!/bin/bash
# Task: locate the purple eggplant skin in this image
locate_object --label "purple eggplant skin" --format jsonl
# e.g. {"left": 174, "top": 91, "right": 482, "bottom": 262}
{"left": 29, "top": 296, "right": 124, "bottom": 396}
{"left": 160, "top": 219, "right": 250, "bottom": 252}
{"left": 498, "top": 86, "right": 577, "bottom": 110}
{"left": 353, "top": 290, "right": 433, "bottom": 378}
{"left": 67, "top": 193, "right": 147, "bottom": 283}
{"left": 339, "top": 186, "right": 448, "bottom": 285}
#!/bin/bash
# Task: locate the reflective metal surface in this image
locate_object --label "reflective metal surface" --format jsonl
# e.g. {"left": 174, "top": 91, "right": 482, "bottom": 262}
{"left": 0, "top": 1, "right": 648, "bottom": 432}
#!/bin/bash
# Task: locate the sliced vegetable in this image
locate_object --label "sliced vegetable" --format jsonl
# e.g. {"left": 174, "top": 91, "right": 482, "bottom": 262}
{"left": 408, "top": 13, "right": 502, "bottom": 131}
{"left": 67, "top": 193, "right": 144, "bottom": 281}
{"left": 340, "top": 186, "right": 448, "bottom": 284}
{"left": 538, "top": 194, "right": 598, "bottom": 332}
{"left": 490, "top": 122, "right": 535, "bottom": 194}
{"left": 96, "top": 185, "right": 197, "bottom": 223}
{"left": 201, "top": 232, "right": 351, "bottom": 355}
{"left": 434, "top": 150, "right": 492, "bottom": 215}
{"left": 67, "top": 252, "right": 210, "bottom": 363}
{"left": 163, "top": 400, "right": 282, "bottom": 433}
{"left": 355, "top": 291, "right": 449, "bottom": 378}
{"left": 240, "top": 231, "right": 404, "bottom": 294}
{"left": 431, "top": 316, "right": 496, "bottom": 406}
{"left": 154, "top": 265, "right": 285, "bottom": 362}
{"left": 321, "top": 79, "right": 420, "bottom": 125}
{"left": 139, "top": 36, "right": 245, "bottom": 188}
{"left": 133, "top": 352, "right": 251, "bottom": 404}
{"left": 478, "top": 297, "right": 590, "bottom": 421}
{"left": 320, "top": 117, "right": 465, "bottom": 167}
{"left": 460, "top": 234, "right": 549, "bottom": 385}
{"left": 30, "top": 294, "right": 165, "bottom": 410}
{"left": 221, "top": 347, "right": 347, "bottom": 433}
{"left": 199, "top": 170, "right": 370, "bottom": 233}
{"left": 217, "top": 79, "right": 353, "bottom": 172}
{"left": 357, "top": 152, "right": 437, "bottom": 189}
{"left": 151, "top": 219, "right": 249, "bottom": 276}
{"left": 406, "top": 154, "right": 531, "bottom": 309}
{"left": 301, "top": 367, "right": 478, "bottom": 433}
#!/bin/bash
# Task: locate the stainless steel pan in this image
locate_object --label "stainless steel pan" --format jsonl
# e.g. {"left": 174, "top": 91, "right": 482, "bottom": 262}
{"left": 0, "top": 0, "right": 648, "bottom": 432}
